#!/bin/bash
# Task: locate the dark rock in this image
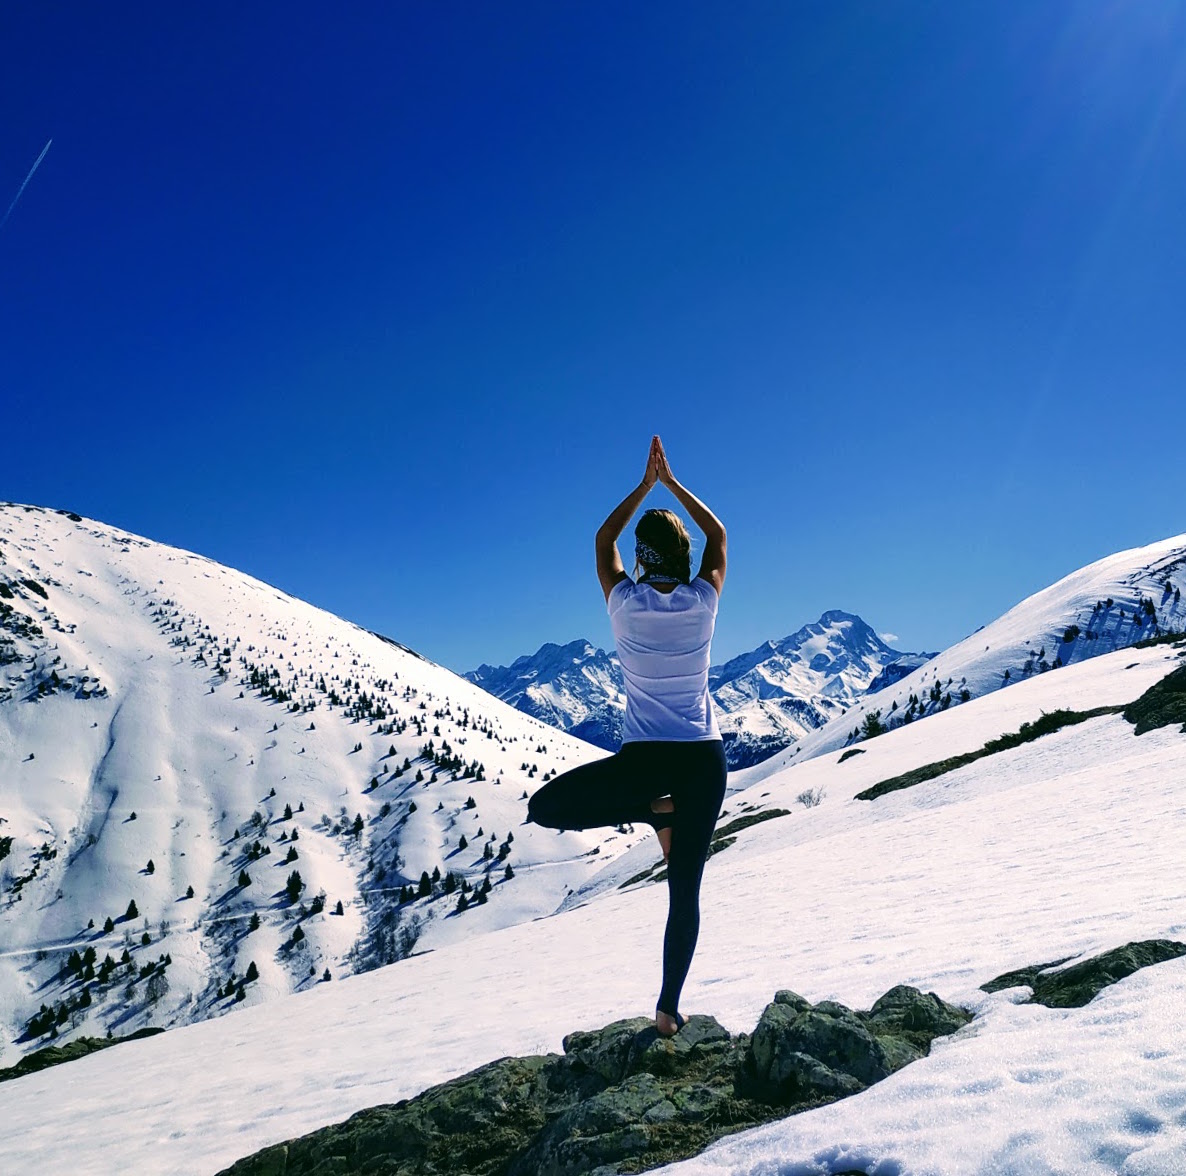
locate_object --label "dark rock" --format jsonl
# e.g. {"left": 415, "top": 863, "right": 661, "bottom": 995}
{"left": 560, "top": 1017, "right": 653, "bottom": 1086}
{"left": 220, "top": 985, "right": 971, "bottom": 1176}
{"left": 865, "top": 984, "right": 972, "bottom": 1043}
{"left": 0, "top": 1026, "right": 165, "bottom": 1085}
{"left": 741, "top": 999, "right": 890, "bottom": 1102}
{"left": 982, "top": 939, "right": 1186, "bottom": 1008}
{"left": 979, "top": 956, "right": 1074, "bottom": 996}
{"left": 1124, "top": 665, "right": 1186, "bottom": 735}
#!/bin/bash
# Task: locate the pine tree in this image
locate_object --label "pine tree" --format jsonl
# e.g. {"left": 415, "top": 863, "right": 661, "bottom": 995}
{"left": 286, "top": 870, "right": 304, "bottom": 903}
{"left": 458, "top": 834, "right": 468, "bottom": 850}
{"left": 456, "top": 892, "right": 469, "bottom": 912}
{"left": 244, "top": 961, "right": 259, "bottom": 982}
{"left": 249, "top": 912, "right": 261, "bottom": 931}
{"left": 125, "top": 899, "right": 139, "bottom": 920}
{"left": 104, "top": 917, "right": 115, "bottom": 933}
{"left": 334, "top": 899, "right": 344, "bottom": 915}
{"left": 185, "top": 884, "right": 194, "bottom": 899}
{"left": 238, "top": 869, "right": 251, "bottom": 888}
{"left": 504, "top": 863, "right": 514, "bottom": 880}
{"left": 146, "top": 859, "right": 155, "bottom": 874}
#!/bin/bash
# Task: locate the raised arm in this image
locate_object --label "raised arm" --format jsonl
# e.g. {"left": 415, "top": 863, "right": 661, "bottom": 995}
{"left": 653, "top": 437, "right": 726, "bottom": 596}
{"left": 595, "top": 438, "right": 660, "bottom": 602}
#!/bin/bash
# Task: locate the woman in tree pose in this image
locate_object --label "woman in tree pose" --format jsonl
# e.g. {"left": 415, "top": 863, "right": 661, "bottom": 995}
{"left": 528, "top": 435, "right": 727, "bottom": 1037}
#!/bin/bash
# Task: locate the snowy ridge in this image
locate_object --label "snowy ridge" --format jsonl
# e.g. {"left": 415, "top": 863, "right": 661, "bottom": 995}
{"left": 0, "top": 504, "right": 653, "bottom": 1061}
{"left": 735, "top": 531, "right": 1186, "bottom": 784}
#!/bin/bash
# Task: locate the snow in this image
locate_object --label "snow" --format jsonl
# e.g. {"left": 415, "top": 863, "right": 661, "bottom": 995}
{"left": 3, "top": 505, "right": 1185, "bottom": 1175}
{"left": 0, "top": 504, "right": 650, "bottom": 1056}
{"left": 1, "top": 623, "right": 1184, "bottom": 1173}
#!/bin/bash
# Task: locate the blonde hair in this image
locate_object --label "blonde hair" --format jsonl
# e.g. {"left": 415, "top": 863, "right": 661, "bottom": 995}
{"left": 632, "top": 508, "right": 692, "bottom": 583}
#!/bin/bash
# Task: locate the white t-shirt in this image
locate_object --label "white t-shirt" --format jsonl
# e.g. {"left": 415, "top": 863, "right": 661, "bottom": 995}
{"left": 607, "top": 575, "right": 722, "bottom": 744}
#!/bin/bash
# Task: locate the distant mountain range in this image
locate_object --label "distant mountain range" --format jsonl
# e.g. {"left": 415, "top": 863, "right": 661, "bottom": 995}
{"left": 465, "top": 611, "right": 936, "bottom": 768}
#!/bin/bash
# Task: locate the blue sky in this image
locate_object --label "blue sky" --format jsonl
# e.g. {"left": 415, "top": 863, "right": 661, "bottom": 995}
{"left": 3, "top": 2, "right": 1185, "bottom": 672}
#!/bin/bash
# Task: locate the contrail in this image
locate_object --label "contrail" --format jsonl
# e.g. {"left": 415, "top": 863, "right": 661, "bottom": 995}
{"left": 0, "top": 139, "right": 53, "bottom": 232}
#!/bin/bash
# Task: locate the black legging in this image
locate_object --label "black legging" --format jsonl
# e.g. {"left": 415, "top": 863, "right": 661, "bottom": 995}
{"left": 526, "top": 738, "right": 727, "bottom": 1016}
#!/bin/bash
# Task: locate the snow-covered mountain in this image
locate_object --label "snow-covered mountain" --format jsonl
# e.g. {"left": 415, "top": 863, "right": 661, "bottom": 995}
{"left": 464, "top": 639, "right": 625, "bottom": 750}
{"left": 466, "top": 610, "right": 933, "bottom": 769}
{"left": 735, "top": 531, "right": 1186, "bottom": 786}
{"left": 2, "top": 539, "right": 1184, "bottom": 1175}
{"left": 0, "top": 503, "right": 655, "bottom": 1061}
{"left": 707, "top": 610, "right": 934, "bottom": 763}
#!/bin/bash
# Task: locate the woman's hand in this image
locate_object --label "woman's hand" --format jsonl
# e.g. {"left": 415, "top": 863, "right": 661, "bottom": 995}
{"left": 642, "top": 435, "right": 661, "bottom": 489}
{"left": 653, "top": 435, "right": 676, "bottom": 487}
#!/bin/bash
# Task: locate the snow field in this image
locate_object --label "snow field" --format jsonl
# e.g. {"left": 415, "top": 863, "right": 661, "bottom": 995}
{"left": 0, "top": 505, "right": 648, "bottom": 1057}
{"left": 1, "top": 636, "right": 1183, "bottom": 1173}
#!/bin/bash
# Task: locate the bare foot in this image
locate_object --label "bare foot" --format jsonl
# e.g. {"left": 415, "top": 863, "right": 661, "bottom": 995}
{"left": 655, "top": 1009, "right": 683, "bottom": 1037}
{"left": 650, "top": 795, "right": 674, "bottom": 862}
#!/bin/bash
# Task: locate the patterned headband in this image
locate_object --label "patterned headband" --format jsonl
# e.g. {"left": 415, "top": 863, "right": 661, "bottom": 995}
{"left": 636, "top": 540, "right": 683, "bottom": 583}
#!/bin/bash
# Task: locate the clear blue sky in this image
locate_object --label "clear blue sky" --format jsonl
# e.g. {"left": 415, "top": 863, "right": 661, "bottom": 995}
{"left": 3, "top": 2, "right": 1184, "bottom": 672}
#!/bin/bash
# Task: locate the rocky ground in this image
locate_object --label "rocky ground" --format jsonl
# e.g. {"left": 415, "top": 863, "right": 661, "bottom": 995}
{"left": 219, "top": 984, "right": 971, "bottom": 1176}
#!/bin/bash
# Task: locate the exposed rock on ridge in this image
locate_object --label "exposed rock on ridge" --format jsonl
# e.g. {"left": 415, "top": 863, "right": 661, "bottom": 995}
{"left": 218, "top": 984, "right": 971, "bottom": 1176}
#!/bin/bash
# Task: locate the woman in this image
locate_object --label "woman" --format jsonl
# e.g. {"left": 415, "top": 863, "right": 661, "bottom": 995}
{"left": 527, "top": 435, "right": 727, "bottom": 1037}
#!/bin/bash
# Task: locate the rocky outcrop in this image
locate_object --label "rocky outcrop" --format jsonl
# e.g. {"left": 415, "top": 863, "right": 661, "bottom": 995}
{"left": 981, "top": 939, "right": 1186, "bottom": 1008}
{"left": 219, "top": 985, "right": 970, "bottom": 1176}
{"left": 1124, "top": 664, "right": 1186, "bottom": 735}
{"left": 0, "top": 1026, "right": 163, "bottom": 1084}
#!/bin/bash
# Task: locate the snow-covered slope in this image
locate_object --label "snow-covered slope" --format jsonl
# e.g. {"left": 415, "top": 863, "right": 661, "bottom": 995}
{"left": 0, "top": 503, "right": 652, "bottom": 1060}
{"left": 466, "top": 611, "right": 932, "bottom": 768}
{"left": 1, "top": 613, "right": 1183, "bottom": 1175}
{"left": 737, "top": 531, "right": 1186, "bottom": 784}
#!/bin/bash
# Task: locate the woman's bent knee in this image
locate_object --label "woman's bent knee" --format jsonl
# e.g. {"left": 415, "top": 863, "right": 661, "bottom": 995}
{"left": 527, "top": 786, "right": 556, "bottom": 829}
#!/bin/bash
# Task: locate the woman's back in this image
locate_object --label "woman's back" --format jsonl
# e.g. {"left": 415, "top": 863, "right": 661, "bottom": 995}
{"left": 608, "top": 575, "right": 721, "bottom": 744}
